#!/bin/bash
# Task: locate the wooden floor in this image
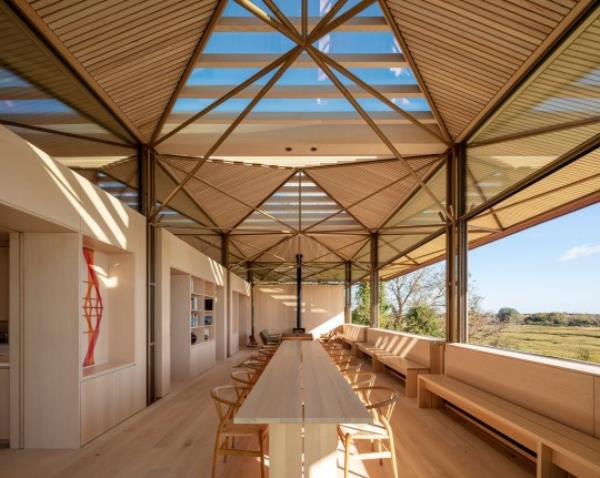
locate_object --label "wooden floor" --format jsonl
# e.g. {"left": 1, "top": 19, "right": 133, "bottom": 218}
{"left": 0, "top": 348, "right": 535, "bottom": 478}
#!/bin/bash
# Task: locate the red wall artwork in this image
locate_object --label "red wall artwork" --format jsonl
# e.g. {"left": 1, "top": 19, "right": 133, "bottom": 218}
{"left": 82, "top": 247, "right": 104, "bottom": 367}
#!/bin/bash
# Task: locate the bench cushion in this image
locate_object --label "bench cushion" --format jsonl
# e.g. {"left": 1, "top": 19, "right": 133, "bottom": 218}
{"left": 420, "top": 374, "right": 600, "bottom": 477}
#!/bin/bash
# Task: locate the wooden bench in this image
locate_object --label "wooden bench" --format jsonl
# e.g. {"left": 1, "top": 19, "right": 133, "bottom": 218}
{"left": 355, "top": 342, "right": 390, "bottom": 359}
{"left": 418, "top": 374, "right": 600, "bottom": 478}
{"left": 373, "top": 356, "right": 429, "bottom": 398}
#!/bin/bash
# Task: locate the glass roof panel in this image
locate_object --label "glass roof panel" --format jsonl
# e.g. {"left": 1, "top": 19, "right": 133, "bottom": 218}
{"left": 315, "top": 32, "right": 400, "bottom": 54}
{"left": 223, "top": 0, "right": 383, "bottom": 18}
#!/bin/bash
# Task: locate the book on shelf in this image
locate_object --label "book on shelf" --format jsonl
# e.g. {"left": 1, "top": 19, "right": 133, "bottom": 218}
{"left": 204, "top": 315, "right": 213, "bottom": 326}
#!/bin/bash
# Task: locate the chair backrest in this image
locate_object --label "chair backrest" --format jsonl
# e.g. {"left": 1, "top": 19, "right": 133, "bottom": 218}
{"left": 355, "top": 386, "right": 400, "bottom": 426}
{"left": 259, "top": 330, "right": 269, "bottom": 344}
{"left": 344, "top": 371, "right": 376, "bottom": 389}
{"left": 211, "top": 385, "right": 249, "bottom": 424}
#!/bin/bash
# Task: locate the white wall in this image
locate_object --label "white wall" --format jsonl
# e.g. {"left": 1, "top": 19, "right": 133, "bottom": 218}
{"left": 0, "top": 126, "right": 147, "bottom": 448}
{"left": 155, "top": 229, "right": 249, "bottom": 398}
{"left": 254, "top": 284, "right": 344, "bottom": 337}
{"left": 0, "top": 245, "right": 7, "bottom": 324}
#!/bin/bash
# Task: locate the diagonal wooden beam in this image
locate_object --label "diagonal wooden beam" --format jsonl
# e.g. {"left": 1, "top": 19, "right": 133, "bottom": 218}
{"left": 157, "top": 159, "right": 221, "bottom": 231}
{"left": 378, "top": 155, "right": 446, "bottom": 230}
{"left": 161, "top": 160, "right": 300, "bottom": 232}
{"left": 314, "top": 49, "right": 450, "bottom": 146}
{"left": 301, "top": 169, "right": 370, "bottom": 232}
{"left": 307, "top": 45, "right": 453, "bottom": 224}
{"left": 308, "top": 0, "right": 377, "bottom": 41}
{"left": 150, "top": 0, "right": 227, "bottom": 144}
{"left": 301, "top": 0, "right": 308, "bottom": 38}
{"left": 234, "top": 0, "right": 300, "bottom": 43}
{"left": 310, "top": 0, "right": 348, "bottom": 37}
{"left": 154, "top": 49, "right": 297, "bottom": 146}
{"left": 230, "top": 169, "right": 298, "bottom": 230}
{"left": 301, "top": 157, "right": 440, "bottom": 233}
{"left": 376, "top": 0, "right": 452, "bottom": 144}
{"left": 263, "top": 0, "right": 302, "bottom": 41}
{"left": 150, "top": 46, "right": 302, "bottom": 221}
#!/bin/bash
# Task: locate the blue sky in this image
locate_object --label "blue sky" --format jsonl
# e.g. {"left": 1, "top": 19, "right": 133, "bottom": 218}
{"left": 469, "top": 202, "right": 600, "bottom": 314}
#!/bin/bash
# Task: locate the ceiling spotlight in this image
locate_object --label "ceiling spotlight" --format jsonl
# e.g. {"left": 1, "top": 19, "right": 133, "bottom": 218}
{"left": 285, "top": 147, "right": 293, "bottom": 152}
{"left": 310, "top": 147, "right": 318, "bottom": 152}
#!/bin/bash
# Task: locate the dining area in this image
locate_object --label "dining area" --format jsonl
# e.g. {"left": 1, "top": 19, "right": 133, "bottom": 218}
{"left": 210, "top": 336, "right": 400, "bottom": 478}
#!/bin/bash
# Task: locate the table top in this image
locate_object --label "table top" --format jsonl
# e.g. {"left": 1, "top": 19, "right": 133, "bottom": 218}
{"left": 235, "top": 341, "right": 372, "bottom": 425}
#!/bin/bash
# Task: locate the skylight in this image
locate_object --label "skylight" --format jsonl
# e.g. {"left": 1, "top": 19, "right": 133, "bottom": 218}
{"left": 157, "top": 0, "right": 441, "bottom": 165}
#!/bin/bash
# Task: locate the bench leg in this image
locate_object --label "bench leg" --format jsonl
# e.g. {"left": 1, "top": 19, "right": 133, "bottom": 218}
{"left": 350, "top": 343, "right": 359, "bottom": 357}
{"left": 355, "top": 347, "right": 363, "bottom": 358}
{"left": 417, "top": 379, "right": 443, "bottom": 409}
{"left": 405, "top": 370, "right": 418, "bottom": 398}
{"left": 372, "top": 358, "right": 384, "bottom": 372}
{"left": 537, "top": 443, "right": 567, "bottom": 478}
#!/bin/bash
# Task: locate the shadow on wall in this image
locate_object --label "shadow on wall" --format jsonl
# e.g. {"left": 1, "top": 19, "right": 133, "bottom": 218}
{"left": 35, "top": 142, "right": 131, "bottom": 250}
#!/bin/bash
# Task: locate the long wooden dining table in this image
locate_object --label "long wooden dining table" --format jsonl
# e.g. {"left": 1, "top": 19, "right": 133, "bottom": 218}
{"left": 235, "top": 340, "right": 372, "bottom": 477}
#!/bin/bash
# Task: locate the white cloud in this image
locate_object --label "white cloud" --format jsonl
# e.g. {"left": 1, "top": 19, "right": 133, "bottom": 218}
{"left": 560, "top": 244, "right": 600, "bottom": 261}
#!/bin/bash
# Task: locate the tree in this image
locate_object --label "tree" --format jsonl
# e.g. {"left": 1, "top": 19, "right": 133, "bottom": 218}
{"left": 384, "top": 265, "right": 445, "bottom": 332}
{"left": 497, "top": 307, "right": 521, "bottom": 323}
{"left": 468, "top": 280, "right": 509, "bottom": 346}
{"left": 351, "top": 281, "right": 391, "bottom": 326}
{"left": 403, "top": 304, "right": 443, "bottom": 337}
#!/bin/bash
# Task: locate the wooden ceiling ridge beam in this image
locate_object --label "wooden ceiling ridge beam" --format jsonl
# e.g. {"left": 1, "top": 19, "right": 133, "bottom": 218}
{"left": 376, "top": 0, "right": 452, "bottom": 144}
{"left": 306, "top": 45, "right": 454, "bottom": 225}
{"left": 263, "top": 0, "right": 302, "bottom": 40}
{"left": 149, "top": 46, "right": 302, "bottom": 222}
{"left": 6, "top": 0, "right": 143, "bottom": 144}
{"left": 230, "top": 169, "right": 299, "bottom": 230}
{"left": 376, "top": 155, "right": 446, "bottom": 231}
{"left": 157, "top": 160, "right": 222, "bottom": 231}
{"left": 150, "top": 0, "right": 227, "bottom": 144}
{"left": 308, "top": 0, "right": 377, "bottom": 41}
{"left": 153, "top": 48, "right": 298, "bottom": 146}
{"left": 313, "top": 49, "right": 451, "bottom": 146}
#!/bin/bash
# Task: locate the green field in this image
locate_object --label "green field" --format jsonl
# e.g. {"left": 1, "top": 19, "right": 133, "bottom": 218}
{"left": 472, "top": 325, "right": 600, "bottom": 365}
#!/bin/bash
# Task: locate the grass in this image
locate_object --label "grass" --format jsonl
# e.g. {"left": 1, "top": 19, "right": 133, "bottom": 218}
{"left": 472, "top": 325, "right": 600, "bottom": 365}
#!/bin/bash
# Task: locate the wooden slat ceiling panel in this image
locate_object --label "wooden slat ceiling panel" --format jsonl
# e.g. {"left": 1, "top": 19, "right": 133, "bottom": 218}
{"left": 160, "top": 158, "right": 292, "bottom": 229}
{"left": 467, "top": 122, "right": 600, "bottom": 210}
{"left": 306, "top": 157, "right": 440, "bottom": 228}
{"left": 472, "top": 10, "right": 600, "bottom": 142}
{"left": 384, "top": 0, "right": 585, "bottom": 139}
{"left": 26, "top": 0, "right": 220, "bottom": 140}
{"left": 0, "top": 4, "right": 133, "bottom": 142}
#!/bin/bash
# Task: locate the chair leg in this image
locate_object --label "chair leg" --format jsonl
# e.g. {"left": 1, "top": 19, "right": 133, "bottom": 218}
{"left": 211, "top": 432, "right": 221, "bottom": 478}
{"left": 378, "top": 439, "right": 383, "bottom": 465}
{"left": 258, "top": 431, "right": 265, "bottom": 478}
{"left": 344, "top": 434, "right": 351, "bottom": 478}
{"left": 388, "top": 433, "right": 398, "bottom": 478}
{"left": 223, "top": 437, "right": 229, "bottom": 463}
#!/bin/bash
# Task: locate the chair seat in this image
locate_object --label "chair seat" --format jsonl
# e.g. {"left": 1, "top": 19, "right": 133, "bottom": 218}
{"left": 339, "top": 422, "right": 390, "bottom": 440}
{"left": 222, "top": 422, "right": 268, "bottom": 437}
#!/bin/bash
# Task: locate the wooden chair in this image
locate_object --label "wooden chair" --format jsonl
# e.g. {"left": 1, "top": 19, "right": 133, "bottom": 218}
{"left": 338, "top": 386, "right": 400, "bottom": 478}
{"left": 211, "top": 385, "right": 267, "bottom": 478}
{"left": 230, "top": 369, "right": 260, "bottom": 398}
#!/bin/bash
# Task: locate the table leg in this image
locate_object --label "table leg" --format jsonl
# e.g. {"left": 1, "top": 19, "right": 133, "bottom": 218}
{"left": 269, "top": 424, "right": 302, "bottom": 478}
{"left": 304, "top": 423, "right": 338, "bottom": 478}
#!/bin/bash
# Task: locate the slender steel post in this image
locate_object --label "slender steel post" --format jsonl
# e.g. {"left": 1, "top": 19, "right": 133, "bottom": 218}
{"left": 247, "top": 262, "right": 256, "bottom": 345}
{"left": 344, "top": 261, "right": 352, "bottom": 323}
{"left": 369, "top": 232, "right": 379, "bottom": 328}
{"left": 457, "top": 144, "right": 469, "bottom": 343}
{"left": 296, "top": 253, "right": 303, "bottom": 329}
{"left": 139, "top": 145, "right": 156, "bottom": 404}
{"left": 221, "top": 233, "right": 230, "bottom": 268}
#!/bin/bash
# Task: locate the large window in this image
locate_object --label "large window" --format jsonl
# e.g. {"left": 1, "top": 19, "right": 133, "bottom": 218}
{"left": 468, "top": 203, "right": 600, "bottom": 364}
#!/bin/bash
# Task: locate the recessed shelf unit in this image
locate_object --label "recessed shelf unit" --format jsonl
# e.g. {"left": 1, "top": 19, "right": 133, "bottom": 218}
{"left": 171, "top": 273, "right": 217, "bottom": 381}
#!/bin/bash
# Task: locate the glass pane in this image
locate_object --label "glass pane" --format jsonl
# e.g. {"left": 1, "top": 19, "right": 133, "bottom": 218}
{"left": 468, "top": 203, "right": 600, "bottom": 365}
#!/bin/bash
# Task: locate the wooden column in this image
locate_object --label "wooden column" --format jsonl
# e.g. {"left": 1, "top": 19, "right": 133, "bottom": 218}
{"left": 369, "top": 232, "right": 379, "bottom": 328}
{"left": 296, "top": 253, "right": 303, "bottom": 329}
{"left": 344, "top": 261, "right": 352, "bottom": 323}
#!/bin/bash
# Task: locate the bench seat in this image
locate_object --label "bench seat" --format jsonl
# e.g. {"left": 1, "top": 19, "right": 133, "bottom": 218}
{"left": 373, "top": 356, "right": 429, "bottom": 398}
{"left": 356, "top": 343, "right": 395, "bottom": 358}
{"left": 419, "top": 374, "right": 600, "bottom": 478}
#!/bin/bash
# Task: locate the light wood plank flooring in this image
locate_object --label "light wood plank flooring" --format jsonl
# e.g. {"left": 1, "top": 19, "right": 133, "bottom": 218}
{"left": 0, "top": 349, "right": 534, "bottom": 478}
